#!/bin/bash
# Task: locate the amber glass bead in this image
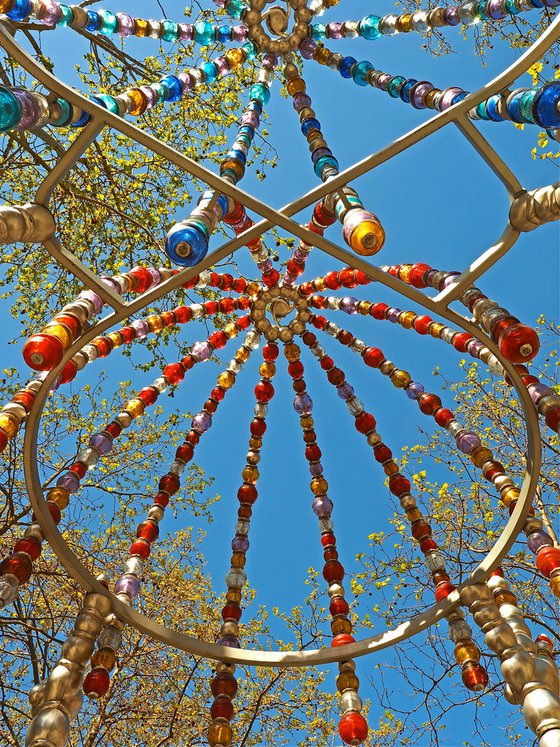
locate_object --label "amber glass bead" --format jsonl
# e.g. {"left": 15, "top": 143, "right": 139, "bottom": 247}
{"left": 287, "top": 77, "right": 305, "bottom": 95}
{"left": 211, "top": 672, "right": 238, "bottom": 698}
{"left": 43, "top": 322, "right": 73, "bottom": 348}
{"left": 550, "top": 574, "right": 560, "bottom": 598}
{"left": 249, "top": 437, "right": 262, "bottom": 450}
{"left": 134, "top": 18, "right": 148, "bottom": 35}
{"left": 218, "top": 372, "right": 236, "bottom": 389}
{"left": 391, "top": 370, "right": 412, "bottom": 388}
{"left": 47, "top": 487, "right": 70, "bottom": 509}
{"left": 396, "top": 12, "right": 414, "bottom": 31}
{"left": 13, "top": 389, "right": 35, "bottom": 411}
{"left": 425, "top": 89, "right": 440, "bottom": 108}
{"left": 311, "top": 476, "right": 328, "bottom": 495}
{"left": 493, "top": 590, "right": 517, "bottom": 606}
{"left": 462, "top": 663, "right": 488, "bottom": 691}
{"left": 454, "top": 641, "right": 480, "bottom": 665}
{"left": 126, "top": 88, "right": 147, "bottom": 116}
{"left": 92, "top": 647, "right": 116, "bottom": 671}
{"left": 336, "top": 671, "right": 359, "bottom": 692}
{"left": 350, "top": 219, "right": 385, "bottom": 256}
{"left": 429, "top": 322, "right": 445, "bottom": 337}
{"left": 83, "top": 667, "right": 110, "bottom": 698}
{"left": 225, "top": 47, "right": 245, "bottom": 67}
{"left": 300, "top": 415, "right": 314, "bottom": 430}
{"left": 284, "top": 343, "right": 300, "bottom": 362}
{"left": 125, "top": 399, "right": 145, "bottom": 418}
{"left": 226, "top": 589, "right": 242, "bottom": 604}
{"left": 501, "top": 487, "right": 520, "bottom": 507}
{"left": 400, "top": 312, "right": 416, "bottom": 329}
{"left": 470, "top": 447, "right": 493, "bottom": 468}
{"left": 383, "top": 461, "right": 399, "bottom": 476}
{"left": 0, "top": 413, "right": 18, "bottom": 438}
{"left": 147, "top": 315, "right": 164, "bottom": 333}
{"left": 331, "top": 617, "right": 352, "bottom": 635}
{"left": 406, "top": 507, "right": 422, "bottom": 522}
{"left": 107, "top": 332, "right": 123, "bottom": 348}
{"left": 231, "top": 552, "right": 246, "bottom": 568}
{"left": 313, "top": 46, "right": 331, "bottom": 65}
{"left": 242, "top": 466, "right": 259, "bottom": 483}
{"left": 208, "top": 720, "right": 232, "bottom": 747}
{"left": 210, "top": 695, "right": 234, "bottom": 721}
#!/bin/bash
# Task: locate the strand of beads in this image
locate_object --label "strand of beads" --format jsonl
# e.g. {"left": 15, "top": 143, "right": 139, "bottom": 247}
{"left": 312, "top": 310, "right": 560, "bottom": 600}
{"left": 83, "top": 327, "right": 260, "bottom": 700}
{"left": 281, "top": 197, "right": 337, "bottom": 288}
{"left": 165, "top": 59, "right": 274, "bottom": 268}
{"left": 460, "top": 582, "right": 560, "bottom": 747}
{"left": 283, "top": 61, "right": 385, "bottom": 257}
{"left": 8, "top": 0, "right": 249, "bottom": 47}
{"left": 0, "top": 319, "right": 251, "bottom": 608}
{"left": 309, "top": 0, "right": 559, "bottom": 43}
{"left": 300, "top": 328, "right": 490, "bottom": 693}
{"left": 300, "top": 38, "right": 560, "bottom": 129}
{"left": 206, "top": 340, "right": 275, "bottom": 747}
{"left": 283, "top": 339, "right": 368, "bottom": 746}
{"left": 222, "top": 200, "right": 279, "bottom": 286}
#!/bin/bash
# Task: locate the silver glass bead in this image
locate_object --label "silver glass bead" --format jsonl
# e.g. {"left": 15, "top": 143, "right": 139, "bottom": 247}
{"left": 153, "top": 377, "right": 169, "bottom": 393}
{"left": 379, "top": 14, "right": 398, "bottom": 34}
{"left": 0, "top": 573, "right": 19, "bottom": 606}
{"left": 412, "top": 10, "right": 429, "bottom": 30}
{"left": 225, "top": 568, "right": 247, "bottom": 588}
{"left": 76, "top": 448, "right": 98, "bottom": 468}
{"left": 340, "top": 690, "right": 362, "bottom": 714}
{"left": 98, "top": 625, "right": 122, "bottom": 650}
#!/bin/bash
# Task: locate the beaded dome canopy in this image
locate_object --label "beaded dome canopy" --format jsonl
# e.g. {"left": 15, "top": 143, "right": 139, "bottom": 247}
{"left": 0, "top": 0, "right": 559, "bottom": 744}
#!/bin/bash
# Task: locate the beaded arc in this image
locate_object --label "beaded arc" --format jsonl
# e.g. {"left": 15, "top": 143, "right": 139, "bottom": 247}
{"left": 0, "top": 0, "right": 559, "bottom": 745}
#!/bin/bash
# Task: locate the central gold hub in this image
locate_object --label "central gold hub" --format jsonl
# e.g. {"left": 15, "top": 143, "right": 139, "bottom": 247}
{"left": 250, "top": 285, "right": 310, "bottom": 341}
{"left": 244, "top": 0, "right": 314, "bottom": 55}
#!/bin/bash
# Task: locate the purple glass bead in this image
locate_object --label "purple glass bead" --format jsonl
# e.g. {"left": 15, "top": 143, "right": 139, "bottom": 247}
{"left": 78, "top": 289, "right": 103, "bottom": 314}
{"left": 218, "top": 635, "right": 240, "bottom": 648}
{"left": 406, "top": 381, "right": 425, "bottom": 399}
{"left": 456, "top": 430, "right": 482, "bottom": 454}
{"left": 178, "top": 73, "right": 195, "bottom": 93}
{"left": 115, "top": 574, "right": 140, "bottom": 598}
{"left": 147, "top": 268, "right": 162, "bottom": 286}
{"left": 257, "top": 259, "right": 273, "bottom": 274}
{"left": 231, "top": 24, "right": 247, "bottom": 41}
{"left": 131, "top": 319, "right": 150, "bottom": 339}
{"left": 293, "top": 247, "right": 309, "bottom": 263}
{"left": 139, "top": 86, "right": 159, "bottom": 110}
{"left": 12, "top": 89, "right": 39, "bottom": 130}
{"left": 41, "top": 0, "right": 61, "bottom": 24}
{"left": 377, "top": 73, "right": 392, "bottom": 91}
{"left": 57, "top": 471, "right": 80, "bottom": 493}
{"left": 38, "top": 370, "right": 61, "bottom": 391}
{"left": 337, "top": 382, "right": 355, "bottom": 400}
{"left": 340, "top": 297, "right": 359, "bottom": 314}
{"left": 191, "top": 341, "right": 213, "bottom": 362}
{"left": 441, "top": 272, "right": 460, "bottom": 289}
{"left": 116, "top": 12, "right": 134, "bottom": 36}
{"left": 528, "top": 383, "right": 552, "bottom": 405}
{"left": 312, "top": 495, "right": 333, "bottom": 517}
{"left": 310, "top": 462, "right": 323, "bottom": 476}
{"left": 89, "top": 431, "right": 113, "bottom": 455}
{"left": 438, "top": 87, "right": 465, "bottom": 111}
{"left": 487, "top": 0, "right": 507, "bottom": 19}
{"left": 410, "top": 81, "right": 434, "bottom": 109}
{"left": 192, "top": 410, "right": 212, "bottom": 433}
{"left": 294, "top": 393, "right": 313, "bottom": 415}
{"left": 299, "top": 38, "right": 317, "bottom": 59}
{"left": 293, "top": 93, "right": 311, "bottom": 112}
{"left": 445, "top": 6, "right": 460, "bottom": 24}
{"left": 527, "top": 531, "right": 554, "bottom": 554}
{"left": 215, "top": 56, "right": 230, "bottom": 77}
{"left": 387, "top": 308, "right": 401, "bottom": 323}
{"left": 467, "top": 340, "right": 484, "bottom": 357}
{"left": 232, "top": 535, "right": 249, "bottom": 552}
{"left": 263, "top": 53, "right": 277, "bottom": 67}
{"left": 178, "top": 23, "right": 194, "bottom": 40}
{"left": 101, "top": 277, "right": 121, "bottom": 294}
{"left": 328, "top": 22, "right": 343, "bottom": 38}
{"left": 311, "top": 147, "right": 332, "bottom": 164}
{"left": 425, "top": 270, "right": 438, "bottom": 286}
{"left": 241, "top": 110, "right": 259, "bottom": 128}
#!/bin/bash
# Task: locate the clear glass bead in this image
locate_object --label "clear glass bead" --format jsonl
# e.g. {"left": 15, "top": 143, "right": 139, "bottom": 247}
{"left": 190, "top": 304, "right": 204, "bottom": 319}
{"left": 441, "top": 328, "right": 455, "bottom": 344}
{"left": 197, "top": 269, "right": 212, "bottom": 288}
{"left": 351, "top": 339, "right": 366, "bottom": 352}
{"left": 328, "top": 53, "right": 343, "bottom": 70}
{"left": 319, "top": 517, "right": 334, "bottom": 533}
{"left": 125, "top": 556, "right": 144, "bottom": 576}
{"left": 225, "top": 567, "right": 247, "bottom": 588}
{"left": 82, "top": 344, "right": 99, "bottom": 362}
{"left": 379, "top": 14, "right": 398, "bottom": 34}
{"left": 412, "top": 10, "right": 429, "bottom": 30}
{"left": 340, "top": 690, "right": 362, "bottom": 714}
{"left": 425, "top": 551, "right": 446, "bottom": 572}
{"left": 235, "top": 520, "right": 250, "bottom": 535}
{"left": 0, "top": 574, "right": 19, "bottom": 606}
{"left": 448, "top": 619, "right": 473, "bottom": 643}
{"left": 254, "top": 403, "right": 268, "bottom": 418}
{"left": 227, "top": 359, "right": 243, "bottom": 374}
{"left": 77, "top": 447, "right": 99, "bottom": 468}
{"left": 152, "top": 377, "right": 168, "bottom": 394}
{"left": 447, "top": 421, "right": 463, "bottom": 437}
{"left": 244, "top": 330, "right": 261, "bottom": 349}
{"left": 326, "top": 323, "right": 341, "bottom": 337}
{"left": 326, "top": 296, "right": 339, "bottom": 310}
{"left": 346, "top": 397, "right": 364, "bottom": 416}
{"left": 98, "top": 625, "right": 123, "bottom": 649}
{"left": 170, "top": 459, "right": 186, "bottom": 475}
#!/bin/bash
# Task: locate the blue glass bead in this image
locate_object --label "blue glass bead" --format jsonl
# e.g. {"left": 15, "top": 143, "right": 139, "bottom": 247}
{"left": 485, "top": 94, "right": 505, "bottom": 121}
{"left": 217, "top": 195, "right": 229, "bottom": 216}
{"left": 56, "top": 4, "right": 73, "bottom": 25}
{"left": 98, "top": 10, "right": 118, "bottom": 34}
{"left": 71, "top": 109, "right": 92, "bottom": 128}
{"left": 85, "top": 10, "right": 101, "bottom": 31}
{"left": 352, "top": 61, "right": 373, "bottom": 87}
{"left": 314, "top": 155, "right": 339, "bottom": 178}
{"left": 217, "top": 24, "right": 232, "bottom": 42}
{"left": 475, "top": 101, "right": 490, "bottom": 120}
{"left": 388, "top": 76, "right": 406, "bottom": 98}
{"left": 6, "top": 0, "right": 31, "bottom": 21}
{"left": 0, "top": 87, "right": 22, "bottom": 132}
{"left": 546, "top": 128, "right": 559, "bottom": 140}
{"left": 399, "top": 79, "right": 418, "bottom": 104}
{"left": 532, "top": 82, "right": 560, "bottom": 128}
{"left": 50, "top": 97, "right": 73, "bottom": 126}
{"left": 247, "top": 100, "right": 263, "bottom": 114}
{"left": 339, "top": 57, "right": 357, "bottom": 79}
{"left": 162, "top": 20, "right": 179, "bottom": 41}
{"left": 194, "top": 20, "right": 214, "bottom": 45}
{"left": 530, "top": 0, "right": 545, "bottom": 7}
{"left": 239, "top": 124, "right": 254, "bottom": 140}
{"left": 518, "top": 90, "right": 537, "bottom": 123}
{"left": 504, "top": 0, "right": 521, "bottom": 12}
{"left": 166, "top": 223, "right": 209, "bottom": 266}
{"left": 160, "top": 75, "right": 183, "bottom": 101}
{"left": 301, "top": 118, "right": 321, "bottom": 135}
{"left": 201, "top": 62, "right": 218, "bottom": 84}
{"left": 506, "top": 90, "right": 528, "bottom": 123}
{"left": 242, "top": 41, "right": 258, "bottom": 60}
{"left": 542, "top": 0, "right": 560, "bottom": 6}
{"left": 451, "top": 92, "right": 469, "bottom": 105}
{"left": 311, "top": 23, "right": 326, "bottom": 40}
{"left": 228, "top": 149, "right": 246, "bottom": 164}
{"left": 359, "top": 15, "right": 381, "bottom": 40}
{"left": 249, "top": 83, "right": 270, "bottom": 105}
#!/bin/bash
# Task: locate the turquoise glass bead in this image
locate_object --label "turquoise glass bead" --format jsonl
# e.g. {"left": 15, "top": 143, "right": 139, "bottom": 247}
{"left": 249, "top": 83, "right": 270, "bottom": 105}
{"left": 239, "top": 125, "right": 254, "bottom": 141}
{"left": 91, "top": 95, "right": 119, "bottom": 114}
{"left": 166, "top": 222, "right": 209, "bottom": 267}
{"left": 194, "top": 20, "right": 215, "bottom": 45}
{"left": 242, "top": 41, "right": 258, "bottom": 60}
{"left": 50, "top": 98, "right": 73, "bottom": 126}
{"left": 98, "top": 10, "right": 118, "bottom": 34}
{"left": 0, "top": 87, "right": 22, "bottom": 132}
{"left": 152, "top": 82, "right": 169, "bottom": 103}
{"left": 201, "top": 63, "right": 218, "bottom": 84}
{"left": 314, "top": 155, "right": 339, "bottom": 178}
{"left": 311, "top": 24, "right": 327, "bottom": 40}
{"left": 504, "top": 0, "right": 521, "bottom": 12}
{"left": 56, "top": 4, "right": 73, "bottom": 25}
{"left": 359, "top": 15, "right": 381, "bottom": 40}
{"left": 160, "top": 76, "right": 182, "bottom": 101}
{"left": 226, "top": 0, "right": 244, "bottom": 18}
{"left": 518, "top": 90, "right": 537, "bottom": 123}
{"left": 388, "top": 76, "right": 406, "bottom": 98}
{"left": 162, "top": 20, "right": 179, "bottom": 41}
{"left": 475, "top": 101, "right": 490, "bottom": 120}
{"left": 352, "top": 61, "right": 373, "bottom": 87}
{"left": 6, "top": 0, "right": 31, "bottom": 21}
{"left": 532, "top": 82, "right": 560, "bottom": 128}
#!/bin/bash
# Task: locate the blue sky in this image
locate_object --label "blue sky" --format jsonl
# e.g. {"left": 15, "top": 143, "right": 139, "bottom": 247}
{"left": 2, "top": 2, "right": 560, "bottom": 744}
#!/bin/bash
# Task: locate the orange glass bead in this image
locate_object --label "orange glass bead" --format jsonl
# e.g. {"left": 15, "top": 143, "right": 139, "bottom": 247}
{"left": 0, "top": 0, "right": 14, "bottom": 11}
{"left": 461, "top": 663, "right": 488, "bottom": 692}
{"left": 43, "top": 323, "right": 72, "bottom": 348}
{"left": 218, "top": 372, "right": 236, "bottom": 389}
{"left": 242, "top": 466, "right": 259, "bottom": 483}
{"left": 470, "top": 446, "right": 493, "bottom": 468}
{"left": 249, "top": 437, "right": 262, "bottom": 450}
{"left": 147, "top": 315, "right": 164, "bottom": 332}
{"left": 383, "top": 461, "right": 399, "bottom": 476}
{"left": 336, "top": 671, "right": 360, "bottom": 692}
{"left": 221, "top": 159, "right": 245, "bottom": 180}
{"left": 400, "top": 312, "right": 416, "bottom": 329}
{"left": 46, "top": 487, "right": 70, "bottom": 510}
{"left": 350, "top": 220, "right": 385, "bottom": 256}
{"left": 207, "top": 720, "right": 232, "bottom": 747}
{"left": 225, "top": 48, "right": 244, "bottom": 68}
{"left": 125, "top": 399, "right": 145, "bottom": 419}
{"left": 91, "top": 647, "right": 116, "bottom": 671}
{"left": 134, "top": 18, "right": 149, "bottom": 35}
{"left": 126, "top": 88, "right": 147, "bottom": 116}
{"left": 259, "top": 362, "right": 276, "bottom": 378}
{"left": 284, "top": 343, "right": 300, "bottom": 362}
{"left": 454, "top": 641, "right": 480, "bottom": 665}
{"left": 245, "top": 282, "right": 260, "bottom": 297}
{"left": 311, "top": 476, "right": 328, "bottom": 495}
{"left": 287, "top": 77, "right": 305, "bottom": 95}
{"left": 0, "top": 413, "right": 18, "bottom": 438}
{"left": 550, "top": 574, "right": 560, "bottom": 598}
{"left": 339, "top": 711, "right": 368, "bottom": 745}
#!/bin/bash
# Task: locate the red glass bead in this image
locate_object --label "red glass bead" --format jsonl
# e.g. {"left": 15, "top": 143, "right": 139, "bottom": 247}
{"left": 139, "top": 387, "right": 158, "bottom": 406}
{"left": 211, "top": 387, "right": 225, "bottom": 402}
{"left": 250, "top": 419, "right": 266, "bottom": 437}
{"left": 0, "top": 429, "right": 8, "bottom": 452}
{"left": 237, "top": 296, "right": 251, "bottom": 310}
{"left": 211, "top": 672, "right": 238, "bottom": 698}
{"left": 210, "top": 695, "right": 234, "bottom": 721}
{"left": 0, "top": 552, "right": 33, "bottom": 583}
{"left": 321, "top": 533, "right": 336, "bottom": 547}
{"left": 323, "top": 560, "right": 344, "bottom": 583}
{"left": 287, "top": 259, "right": 304, "bottom": 276}
{"left": 452, "top": 333, "right": 472, "bottom": 352}
{"left": 221, "top": 273, "right": 235, "bottom": 291}
{"left": 462, "top": 663, "right": 488, "bottom": 692}
{"left": 13, "top": 390, "right": 36, "bottom": 410}
{"left": 222, "top": 602, "right": 242, "bottom": 621}
{"left": 329, "top": 597, "right": 349, "bottom": 616}
{"left": 411, "top": 520, "right": 431, "bottom": 540}
{"left": 263, "top": 344, "right": 279, "bottom": 362}
{"left": 312, "top": 315, "right": 327, "bottom": 330}
{"left": 14, "top": 537, "right": 41, "bottom": 561}
{"left": 176, "top": 443, "right": 194, "bottom": 462}
{"left": 370, "top": 303, "right": 389, "bottom": 320}
{"left": 209, "top": 331, "right": 228, "bottom": 349}
{"left": 238, "top": 483, "right": 258, "bottom": 505}
{"left": 331, "top": 633, "right": 355, "bottom": 647}
{"left": 219, "top": 298, "right": 237, "bottom": 314}
{"left": 491, "top": 315, "right": 518, "bottom": 339}
{"left": 338, "top": 331, "right": 353, "bottom": 346}
{"left": 310, "top": 295, "right": 326, "bottom": 310}
{"left": 338, "top": 711, "right": 368, "bottom": 745}
{"left": 255, "top": 381, "right": 274, "bottom": 402}
{"left": 324, "top": 271, "right": 342, "bottom": 290}
{"left": 535, "top": 546, "right": 560, "bottom": 577}
{"left": 205, "top": 399, "right": 218, "bottom": 414}
{"left": 137, "top": 520, "right": 159, "bottom": 542}
{"left": 434, "top": 408, "right": 454, "bottom": 427}
{"left": 362, "top": 347, "right": 384, "bottom": 367}
{"left": 373, "top": 444, "right": 392, "bottom": 463}
{"left": 233, "top": 278, "right": 247, "bottom": 293}
{"left": 120, "top": 326, "right": 135, "bottom": 343}
{"left": 130, "top": 540, "right": 150, "bottom": 559}
{"left": 203, "top": 301, "right": 219, "bottom": 316}
{"left": 159, "top": 473, "right": 180, "bottom": 495}
{"left": 327, "top": 368, "right": 345, "bottom": 386}
{"left": 498, "top": 324, "right": 540, "bottom": 363}
{"left": 154, "top": 492, "right": 170, "bottom": 508}
{"left": 106, "top": 421, "right": 123, "bottom": 438}
{"left": 60, "top": 360, "right": 77, "bottom": 384}
{"left": 262, "top": 269, "right": 280, "bottom": 287}
{"left": 131, "top": 266, "right": 153, "bottom": 293}
{"left": 389, "top": 474, "right": 411, "bottom": 497}
{"left": 174, "top": 306, "right": 192, "bottom": 324}
{"left": 305, "top": 444, "right": 322, "bottom": 462}
{"left": 164, "top": 363, "right": 185, "bottom": 384}
{"left": 23, "top": 333, "right": 64, "bottom": 371}
{"left": 545, "top": 406, "right": 560, "bottom": 432}
{"left": 161, "top": 311, "right": 176, "bottom": 327}
{"left": 83, "top": 667, "right": 110, "bottom": 699}
{"left": 46, "top": 501, "right": 62, "bottom": 525}
{"left": 355, "top": 412, "right": 375, "bottom": 434}
{"left": 288, "top": 361, "right": 304, "bottom": 379}
{"left": 236, "top": 315, "right": 251, "bottom": 330}
{"left": 413, "top": 315, "right": 432, "bottom": 334}
{"left": 420, "top": 537, "right": 437, "bottom": 553}
{"left": 409, "top": 263, "right": 431, "bottom": 288}
{"left": 186, "top": 430, "right": 199, "bottom": 445}
{"left": 181, "top": 355, "right": 195, "bottom": 370}
{"left": 435, "top": 582, "right": 456, "bottom": 601}
{"left": 418, "top": 393, "right": 442, "bottom": 415}
{"left": 182, "top": 275, "right": 199, "bottom": 289}
{"left": 70, "top": 462, "right": 87, "bottom": 479}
